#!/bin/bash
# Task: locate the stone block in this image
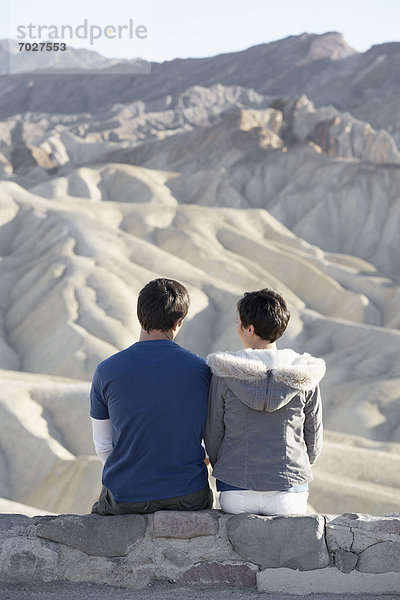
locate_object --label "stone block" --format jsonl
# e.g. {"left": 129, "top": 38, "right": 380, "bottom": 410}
{"left": 227, "top": 514, "right": 329, "bottom": 570}
{"left": 351, "top": 529, "right": 382, "bottom": 553}
{"left": 325, "top": 523, "right": 353, "bottom": 551}
{"left": 113, "top": 566, "right": 156, "bottom": 589}
{"left": 329, "top": 513, "right": 400, "bottom": 552}
{"left": 331, "top": 513, "right": 400, "bottom": 536}
{"left": 0, "top": 537, "right": 58, "bottom": 581}
{"left": 0, "top": 514, "right": 31, "bottom": 536}
{"left": 334, "top": 549, "right": 358, "bottom": 573}
{"left": 36, "top": 514, "right": 147, "bottom": 557}
{"left": 59, "top": 548, "right": 155, "bottom": 590}
{"left": 177, "top": 561, "right": 258, "bottom": 587}
{"left": 153, "top": 510, "right": 218, "bottom": 539}
{"left": 357, "top": 541, "right": 400, "bottom": 573}
{"left": 257, "top": 566, "right": 400, "bottom": 595}
{"left": 162, "top": 546, "right": 193, "bottom": 568}
{"left": 58, "top": 548, "right": 113, "bottom": 583}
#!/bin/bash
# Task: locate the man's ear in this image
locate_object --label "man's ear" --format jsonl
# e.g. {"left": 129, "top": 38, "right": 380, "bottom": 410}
{"left": 172, "top": 318, "right": 183, "bottom": 331}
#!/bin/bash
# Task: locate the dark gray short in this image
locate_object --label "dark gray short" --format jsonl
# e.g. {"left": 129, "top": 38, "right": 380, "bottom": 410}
{"left": 91, "top": 484, "right": 213, "bottom": 515}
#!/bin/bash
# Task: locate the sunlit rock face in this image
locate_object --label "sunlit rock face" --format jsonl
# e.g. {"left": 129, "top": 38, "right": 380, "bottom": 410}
{"left": 0, "top": 33, "right": 399, "bottom": 516}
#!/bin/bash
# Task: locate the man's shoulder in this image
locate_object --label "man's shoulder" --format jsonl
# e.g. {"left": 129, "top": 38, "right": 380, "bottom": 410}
{"left": 96, "top": 345, "right": 135, "bottom": 373}
{"left": 167, "top": 344, "right": 211, "bottom": 381}
{"left": 173, "top": 343, "right": 209, "bottom": 365}
{"left": 97, "top": 342, "right": 209, "bottom": 371}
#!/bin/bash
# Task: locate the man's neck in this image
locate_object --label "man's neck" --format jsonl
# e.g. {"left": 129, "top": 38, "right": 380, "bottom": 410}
{"left": 139, "top": 328, "right": 174, "bottom": 342}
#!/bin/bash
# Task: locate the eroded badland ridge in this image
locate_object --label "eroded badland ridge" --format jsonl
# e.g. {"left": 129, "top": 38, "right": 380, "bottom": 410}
{"left": 0, "top": 32, "right": 399, "bottom": 516}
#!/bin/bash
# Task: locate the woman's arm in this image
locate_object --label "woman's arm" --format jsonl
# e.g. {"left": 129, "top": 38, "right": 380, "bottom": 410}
{"left": 204, "top": 375, "right": 226, "bottom": 467}
{"left": 303, "top": 384, "right": 323, "bottom": 464}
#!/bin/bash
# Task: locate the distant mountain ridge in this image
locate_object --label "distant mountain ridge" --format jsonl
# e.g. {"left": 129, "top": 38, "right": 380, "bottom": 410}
{"left": 0, "top": 39, "right": 148, "bottom": 75}
{"left": 0, "top": 32, "right": 399, "bottom": 146}
{"left": 0, "top": 31, "right": 355, "bottom": 72}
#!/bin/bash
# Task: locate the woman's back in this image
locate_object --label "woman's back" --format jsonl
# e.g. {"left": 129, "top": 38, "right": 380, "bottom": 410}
{"left": 205, "top": 347, "right": 324, "bottom": 492}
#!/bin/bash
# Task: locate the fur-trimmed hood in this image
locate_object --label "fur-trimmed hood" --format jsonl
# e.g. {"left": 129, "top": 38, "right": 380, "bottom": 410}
{"left": 206, "top": 348, "right": 326, "bottom": 412}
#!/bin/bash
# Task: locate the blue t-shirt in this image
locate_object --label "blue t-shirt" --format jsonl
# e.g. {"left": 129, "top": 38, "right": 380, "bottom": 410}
{"left": 90, "top": 340, "right": 211, "bottom": 503}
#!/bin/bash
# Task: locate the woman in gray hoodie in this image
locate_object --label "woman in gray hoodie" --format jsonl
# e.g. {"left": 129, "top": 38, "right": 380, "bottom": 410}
{"left": 204, "top": 289, "right": 325, "bottom": 515}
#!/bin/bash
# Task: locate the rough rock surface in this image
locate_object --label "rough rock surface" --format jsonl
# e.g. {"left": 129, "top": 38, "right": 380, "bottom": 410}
{"left": 36, "top": 514, "right": 147, "bottom": 556}
{"left": 0, "top": 511, "right": 399, "bottom": 591}
{"left": 153, "top": 510, "right": 218, "bottom": 539}
{"left": 325, "top": 512, "right": 400, "bottom": 575}
{"left": 327, "top": 513, "right": 400, "bottom": 554}
{"left": 333, "top": 549, "right": 359, "bottom": 573}
{"left": 0, "top": 537, "right": 59, "bottom": 581}
{"left": 257, "top": 566, "right": 400, "bottom": 595}
{"left": 357, "top": 541, "right": 400, "bottom": 573}
{"left": 226, "top": 514, "right": 329, "bottom": 570}
{"left": 177, "top": 561, "right": 258, "bottom": 588}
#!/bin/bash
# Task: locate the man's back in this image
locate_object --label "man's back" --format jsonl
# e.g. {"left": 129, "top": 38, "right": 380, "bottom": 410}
{"left": 90, "top": 339, "right": 211, "bottom": 503}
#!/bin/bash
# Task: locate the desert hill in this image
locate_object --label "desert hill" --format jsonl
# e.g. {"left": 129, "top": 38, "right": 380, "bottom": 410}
{"left": 2, "top": 94, "right": 400, "bottom": 281}
{"left": 0, "top": 32, "right": 399, "bottom": 516}
{"left": 0, "top": 32, "right": 399, "bottom": 144}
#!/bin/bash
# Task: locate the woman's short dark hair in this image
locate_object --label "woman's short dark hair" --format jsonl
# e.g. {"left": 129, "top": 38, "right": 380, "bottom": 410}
{"left": 137, "top": 278, "right": 190, "bottom": 333}
{"left": 237, "top": 288, "right": 290, "bottom": 342}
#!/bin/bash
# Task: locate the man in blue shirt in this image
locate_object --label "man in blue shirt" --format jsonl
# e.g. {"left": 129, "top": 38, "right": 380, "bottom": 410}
{"left": 90, "top": 278, "right": 212, "bottom": 514}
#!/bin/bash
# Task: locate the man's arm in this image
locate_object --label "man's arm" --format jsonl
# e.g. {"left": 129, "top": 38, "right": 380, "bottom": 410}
{"left": 303, "top": 384, "right": 323, "bottom": 465}
{"left": 90, "top": 366, "right": 112, "bottom": 464}
{"left": 91, "top": 417, "right": 113, "bottom": 465}
{"left": 204, "top": 375, "right": 226, "bottom": 467}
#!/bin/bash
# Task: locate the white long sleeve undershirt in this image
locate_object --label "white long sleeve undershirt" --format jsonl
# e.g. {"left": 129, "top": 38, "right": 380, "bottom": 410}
{"left": 91, "top": 417, "right": 113, "bottom": 465}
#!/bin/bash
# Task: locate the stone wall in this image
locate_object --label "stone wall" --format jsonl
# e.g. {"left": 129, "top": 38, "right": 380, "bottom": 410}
{"left": 0, "top": 511, "right": 399, "bottom": 595}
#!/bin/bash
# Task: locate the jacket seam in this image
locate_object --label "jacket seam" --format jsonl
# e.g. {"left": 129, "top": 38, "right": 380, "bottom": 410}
{"left": 283, "top": 412, "right": 289, "bottom": 486}
{"left": 244, "top": 401, "right": 249, "bottom": 485}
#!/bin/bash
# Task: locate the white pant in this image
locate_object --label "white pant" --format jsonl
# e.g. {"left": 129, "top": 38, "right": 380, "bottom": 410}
{"left": 219, "top": 489, "right": 309, "bottom": 515}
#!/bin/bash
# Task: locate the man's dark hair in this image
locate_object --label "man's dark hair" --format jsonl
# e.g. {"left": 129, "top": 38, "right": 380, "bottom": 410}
{"left": 237, "top": 288, "right": 290, "bottom": 342}
{"left": 137, "top": 278, "right": 190, "bottom": 333}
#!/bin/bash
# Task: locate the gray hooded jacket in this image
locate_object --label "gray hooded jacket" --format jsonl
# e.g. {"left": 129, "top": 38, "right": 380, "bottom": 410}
{"left": 204, "top": 348, "right": 326, "bottom": 491}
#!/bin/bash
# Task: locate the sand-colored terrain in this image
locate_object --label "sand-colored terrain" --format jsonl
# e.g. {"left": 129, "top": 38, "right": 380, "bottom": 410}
{"left": 0, "top": 33, "right": 399, "bottom": 515}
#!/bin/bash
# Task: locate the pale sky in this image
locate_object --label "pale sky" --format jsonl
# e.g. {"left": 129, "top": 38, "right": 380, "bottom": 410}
{"left": 3, "top": 0, "right": 400, "bottom": 61}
